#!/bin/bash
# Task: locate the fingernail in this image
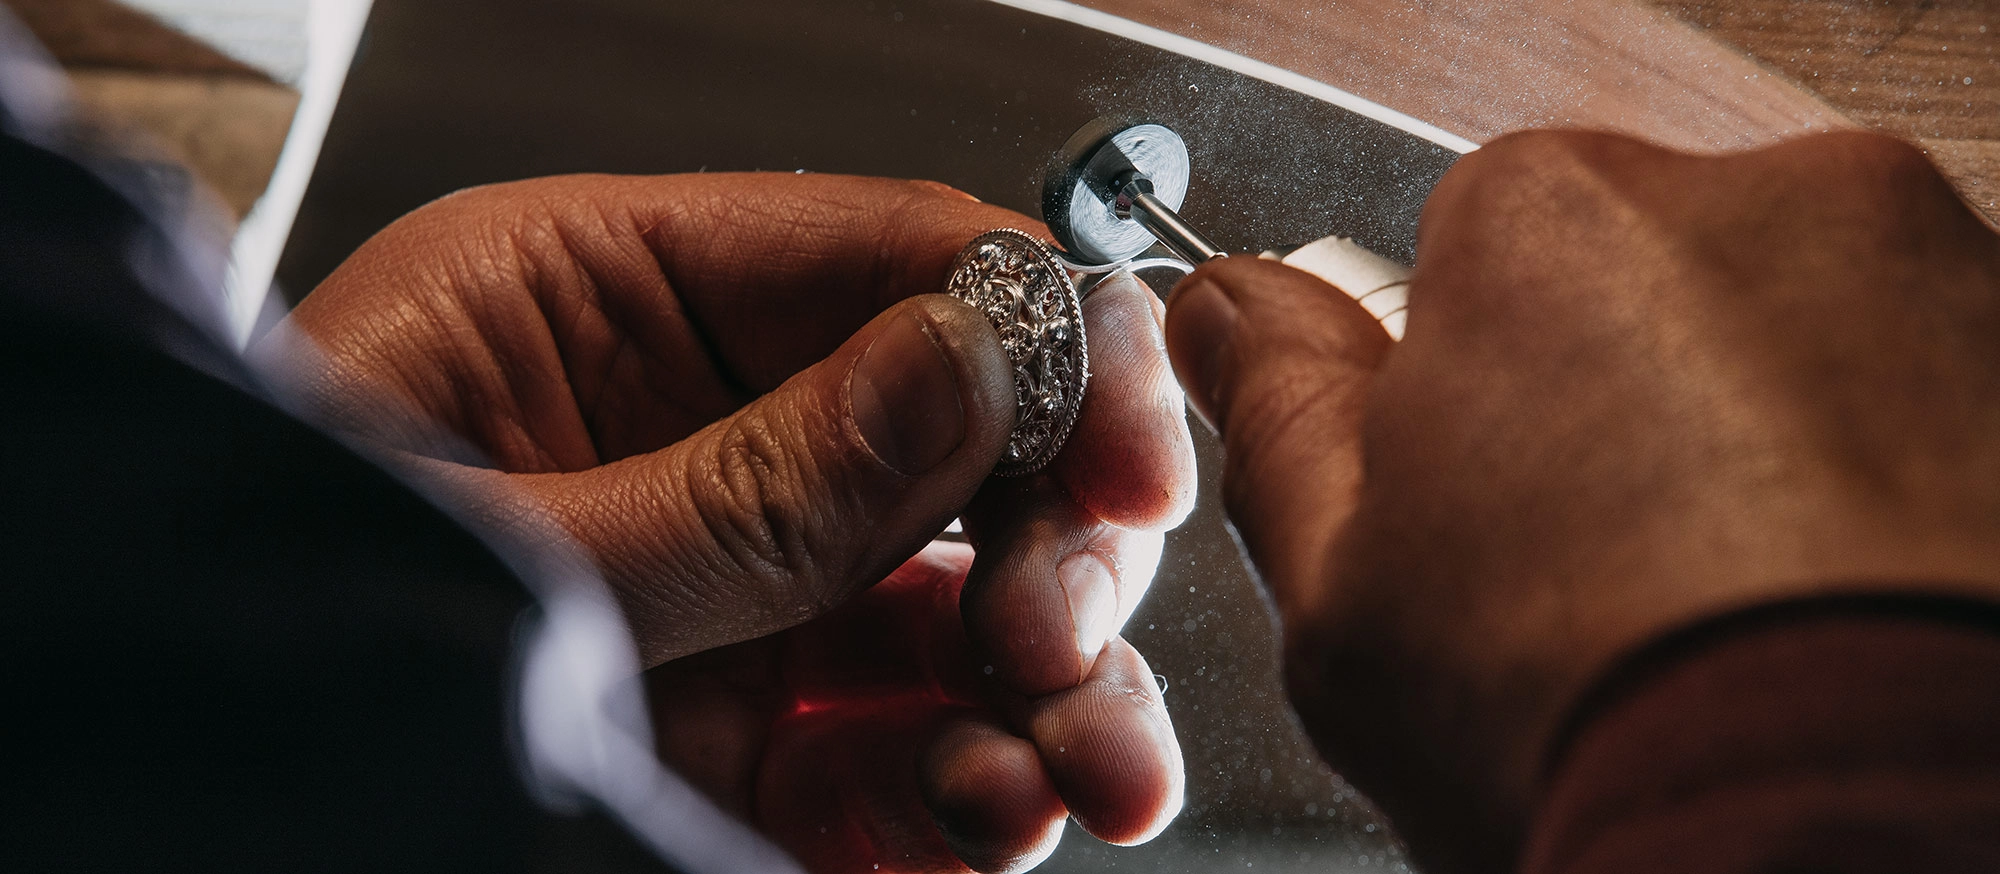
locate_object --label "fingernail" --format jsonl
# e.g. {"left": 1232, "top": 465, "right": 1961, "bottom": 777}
{"left": 852, "top": 313, "right": 967, "bottom": 475}
{"left": 1165, "top": 276, "right": 1238, "bottom": 427}
{"left": 1058, "top": 551, "right": 1119, "bottom": 669}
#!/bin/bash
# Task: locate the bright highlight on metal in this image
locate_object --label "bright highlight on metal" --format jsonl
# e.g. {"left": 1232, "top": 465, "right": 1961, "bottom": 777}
{"left": 943, "top": 229, "right": 1089, "bottom": 476}
{"left": 1048, "top": 122, "right": 1193, "bottom": 265}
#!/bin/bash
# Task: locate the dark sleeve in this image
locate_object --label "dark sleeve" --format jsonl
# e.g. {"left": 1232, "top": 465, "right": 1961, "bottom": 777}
{"left": 1, "top": 110, "right": 670, "bottom": 872}
{"left": 1523, "top": 597, "right": 2000, "bottom": 874}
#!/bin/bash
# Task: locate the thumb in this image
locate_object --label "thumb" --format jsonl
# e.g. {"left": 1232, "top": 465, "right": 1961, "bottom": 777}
{"left": 1163, "top": 257, "right": 1392, "bottom": 621}
{"left": 527, "top": 294, "right": 1017, "bottom": 666}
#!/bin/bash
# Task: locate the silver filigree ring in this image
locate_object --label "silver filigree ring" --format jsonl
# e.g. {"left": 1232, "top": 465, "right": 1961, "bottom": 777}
{"left": 943, "top": 229, "right": 1088, "bottom": 477}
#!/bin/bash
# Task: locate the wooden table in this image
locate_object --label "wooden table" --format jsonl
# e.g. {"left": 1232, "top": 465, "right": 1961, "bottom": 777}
{"left": 9, "top": 0, "right": 1995, "bottom": 222}
{"left": 1659, "top": 0, "right": 1997, "bottom": 221}
{"left": 1081, "top": 0, "right": 2000, "bottom": 221}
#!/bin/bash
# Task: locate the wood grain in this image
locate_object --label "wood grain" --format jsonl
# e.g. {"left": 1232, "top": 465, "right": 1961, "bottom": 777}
{"left": 1655, "top": 0, "right": 1997, "bottom": 139}
{"left": 1654, "top": 0, "right": 1999, "bottom": 218}
{"left": 1078, "top": 0, "right": 1853, "bottom": 151}
{"left": 1079, "top": 0, "right": 1998, "bottom": 221}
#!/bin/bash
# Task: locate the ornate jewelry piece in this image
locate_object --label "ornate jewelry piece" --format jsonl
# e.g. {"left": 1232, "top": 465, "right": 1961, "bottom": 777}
{"left": 944, "top": 229, "right": 1088, "bottom": 477}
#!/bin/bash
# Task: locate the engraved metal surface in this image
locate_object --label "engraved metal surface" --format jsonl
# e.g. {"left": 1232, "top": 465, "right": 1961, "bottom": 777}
{"left": 944, "top": 229, "right": 1087, "bottom": 477}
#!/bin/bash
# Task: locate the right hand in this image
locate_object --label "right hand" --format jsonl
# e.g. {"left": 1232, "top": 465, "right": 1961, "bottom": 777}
{"left": 1161, "top": 130, "right": 2000, "bottom": 874}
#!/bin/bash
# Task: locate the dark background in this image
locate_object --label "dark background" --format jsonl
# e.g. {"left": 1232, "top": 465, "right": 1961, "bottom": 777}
{"left": 275, "top": 1, "right": 1458, "bottom": 871}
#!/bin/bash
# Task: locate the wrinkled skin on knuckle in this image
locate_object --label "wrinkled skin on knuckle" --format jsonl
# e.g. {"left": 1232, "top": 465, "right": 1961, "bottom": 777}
{"left": 1419, "top": 132, "right": 1654, "bottom": 327}
{"left": 692, "top": 415, "right": 849, "bottom": 622}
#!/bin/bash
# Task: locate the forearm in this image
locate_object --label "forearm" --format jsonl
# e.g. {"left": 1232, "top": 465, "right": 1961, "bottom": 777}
{"left": 1524, "top": 594, "right": 2000, "bottom": 874}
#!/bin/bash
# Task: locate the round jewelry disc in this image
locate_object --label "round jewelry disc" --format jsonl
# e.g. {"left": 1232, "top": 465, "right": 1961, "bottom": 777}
{"left": 1045, "top": 122, "right": 1192, "bottom": 266}
{"left": 943, "top": 229, "right": 1088, "bottom": 477}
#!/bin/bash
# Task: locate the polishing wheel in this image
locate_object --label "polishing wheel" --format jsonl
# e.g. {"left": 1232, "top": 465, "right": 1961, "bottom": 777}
{"left": 1042, "top": 118, "right": 1201, "bottom": 266}
{"left": 1039, "top": 116, "right": 1414, "bottom": 341}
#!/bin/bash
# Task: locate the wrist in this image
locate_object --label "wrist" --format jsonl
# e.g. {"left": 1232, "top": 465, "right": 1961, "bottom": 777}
{"left": 1526, "top": 593, "right": 2000, "bottom": 874}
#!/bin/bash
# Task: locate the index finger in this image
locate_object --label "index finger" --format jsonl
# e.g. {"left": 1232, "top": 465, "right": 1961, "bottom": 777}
{"left": 522, "top": 172, "right": 1039, "bottom": 391}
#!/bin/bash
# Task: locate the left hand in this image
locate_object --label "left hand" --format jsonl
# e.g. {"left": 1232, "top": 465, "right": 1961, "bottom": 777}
{"left": 257, "top": 173, "right": 1197, "bottom": 872}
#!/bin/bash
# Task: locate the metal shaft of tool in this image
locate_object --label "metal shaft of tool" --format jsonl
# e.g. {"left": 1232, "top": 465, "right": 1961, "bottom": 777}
{"left": 1127, "top": 190, "right": 1226, "bottom": 263}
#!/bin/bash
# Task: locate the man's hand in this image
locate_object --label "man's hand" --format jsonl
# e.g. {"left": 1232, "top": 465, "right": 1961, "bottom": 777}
{"left": 1162, "top": 130, "right": 2000, "bottom": 873}
{"left": 256, "top": 174, "right": 1196, "bottom": 873}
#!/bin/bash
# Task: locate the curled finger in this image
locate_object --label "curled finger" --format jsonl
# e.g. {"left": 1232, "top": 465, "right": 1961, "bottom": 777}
{"left": 1019, "top": 637, "right": 1182, "bottom": 845}
{"left": 961, "top": 476, "right": 1165, "bottom": 696}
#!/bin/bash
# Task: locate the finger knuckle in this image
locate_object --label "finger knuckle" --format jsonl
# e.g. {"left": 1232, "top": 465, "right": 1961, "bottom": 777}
{"left": 1455, "top": 131, "right": 1598, "bottom": 193}
{"left": 1830, "top": 130, "right": 1934, "bottom": 177}
{"left": 1759, "top": 133, "right": 1962, "bottom": 260}
{"left": 1425, "top": 133, "right": 1679, "bottom": 320}
{"left": 1464, "top": 131, "right": 1664, "bottom": 206}
{"left": 1479, "top": 129, "right": 1591, "bottom": 167}
{"left": 1778, "top": 132, "right": 1942, "bottom": 212}
{"left": 1855, "top": 138, "right": 1955, "bottom": 220}
{"left": 1428, "top": 133, "right": 1594, "bottom": 259}
{"left": 692, "top": 417, "right": 836, "bottom": 616}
